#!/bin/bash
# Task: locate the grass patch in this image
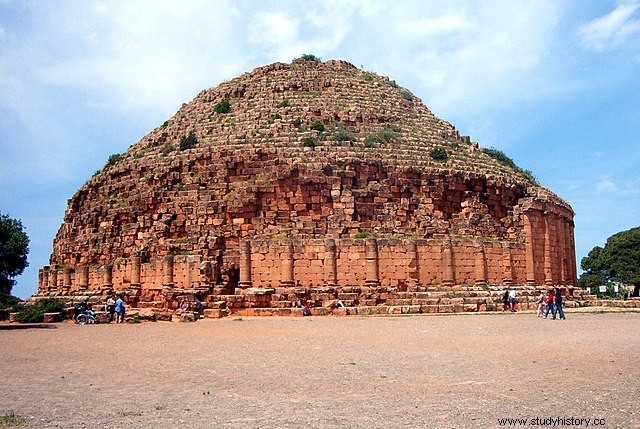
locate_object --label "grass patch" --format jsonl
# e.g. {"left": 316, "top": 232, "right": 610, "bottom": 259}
{"left": 364, "top": 129, "right": 400, "bottom": 147}
{"left": 0, "top": 411, "right": 28, "bottom": 427}
{"left": 481, "top": 147, "right": 539, "bottom": 185}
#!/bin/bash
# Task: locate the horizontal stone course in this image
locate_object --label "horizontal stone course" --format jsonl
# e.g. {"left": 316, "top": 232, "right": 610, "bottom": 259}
{"left": 32, "top": 59, "right": 582, "bottom": 315}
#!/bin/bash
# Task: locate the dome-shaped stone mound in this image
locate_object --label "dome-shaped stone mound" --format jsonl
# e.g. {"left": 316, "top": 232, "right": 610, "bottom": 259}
{"left": 35, "top": 59, "right": 581, "bottom": 317}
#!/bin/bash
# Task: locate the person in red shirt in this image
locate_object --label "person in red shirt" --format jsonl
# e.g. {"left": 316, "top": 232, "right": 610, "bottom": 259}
{"left": 544, "top": 289, "right": 556, "bottom": 319}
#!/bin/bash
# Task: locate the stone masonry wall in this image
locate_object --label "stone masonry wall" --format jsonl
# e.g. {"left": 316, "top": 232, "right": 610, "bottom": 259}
{"left": 36, "top": 60, "right": 580, "bottom": 314}
{"left": 37, "top": 200, "right": 576, "bottom": 313}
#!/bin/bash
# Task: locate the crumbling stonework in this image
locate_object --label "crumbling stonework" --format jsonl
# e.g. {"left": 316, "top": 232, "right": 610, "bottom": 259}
{"left": 33, "top": 59, "right": 581, "bottom": 315}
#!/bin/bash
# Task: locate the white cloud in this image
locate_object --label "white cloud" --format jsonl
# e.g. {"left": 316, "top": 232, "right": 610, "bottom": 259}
{"left": 595, "top": 174, "right": 640, "bottom": 195}
{"left": 399, "top": 12, "right": 468, "bottom": 37}
{"left": 359, "top": 1, "right": 569, "bottom": 127}
{"left": 27, "top": 0, "right": 247, "bottom": 114}
{"left": 578, "top": 0, "right": 640, "bottom": 51}
{"left": 249, "top": 11, "right": 302, "bottom": 61}
{"left": 596, "top": 174, "right": 619, "bottom": 192}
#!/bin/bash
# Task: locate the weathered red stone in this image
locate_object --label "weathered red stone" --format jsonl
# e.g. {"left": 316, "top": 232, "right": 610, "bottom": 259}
{"left": 33, "top": 59, "right": 579, "bottom": 315}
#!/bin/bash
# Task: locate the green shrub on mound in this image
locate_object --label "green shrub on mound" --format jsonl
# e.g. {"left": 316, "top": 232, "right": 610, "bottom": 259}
{"left": 15, "top": 298, "right": 66, "bottom": 323}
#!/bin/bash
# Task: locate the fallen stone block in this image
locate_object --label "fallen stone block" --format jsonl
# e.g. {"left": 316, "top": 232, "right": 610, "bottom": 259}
{"left": 180, "top": 311, "right": 198, "bottom": 322}
{"left": 43, "top": 312, "right": 61, "bottom": 323}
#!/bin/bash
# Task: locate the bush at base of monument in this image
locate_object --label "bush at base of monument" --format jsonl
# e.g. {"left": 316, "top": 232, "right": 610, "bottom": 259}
{"left": 15, "top": 298, "right": 66, "bottom": 323}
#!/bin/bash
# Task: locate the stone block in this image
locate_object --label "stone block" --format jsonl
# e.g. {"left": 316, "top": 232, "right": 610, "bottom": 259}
{"left": 155, "top": 312, "right": 173, "bottom": 321}
{"left": 204, "top": 309, "right": 226, "bottom": 319}
{"left": 180, "top": 311, "right": 198, "bottom": 322}
{"left": 43, "top": 312, "right": 61, "bottom": 323}
{"left": 439, "top": 304, "right": 454, "bottom": 313}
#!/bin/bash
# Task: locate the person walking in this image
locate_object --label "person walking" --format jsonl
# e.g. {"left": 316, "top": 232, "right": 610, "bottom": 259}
{"left": 115, "top": 294, "right": 125, "bottom": 324}
{"left": 502, "top": 290, "right": 510, "bottom": 312}
{"left": 555, "top": 288, "right": 566, "bottom": 320}
{"left": 544, "top": 289, "right": 556, "bottom": 319}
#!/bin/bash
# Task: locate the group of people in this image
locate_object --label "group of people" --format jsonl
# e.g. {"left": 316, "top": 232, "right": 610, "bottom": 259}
{"left": 502, "top": 289, "right": 519, "bottom": 312}
{"left": 502, "top": 288, "right": 566, "bottom": 320}
{"left": 536, "top": 288, "right": 566, "bottom": 320}
{"left": 105, "top": 294, "right": 126, "bottom": 323}
{"left": 179, "top": 297, "right": 203, "bottom": 314}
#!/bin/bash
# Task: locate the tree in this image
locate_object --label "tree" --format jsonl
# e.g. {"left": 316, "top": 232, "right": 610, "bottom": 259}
{"left": 0, "top": 213, "right": 30, "bottom": 295}
{"left": 579, "top": 227, "right": 640, "bottom": 297}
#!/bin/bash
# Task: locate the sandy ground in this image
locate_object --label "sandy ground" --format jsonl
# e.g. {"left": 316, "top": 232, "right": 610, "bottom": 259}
{"left": 1, "top": 311, "right": 639, "bottom": 429}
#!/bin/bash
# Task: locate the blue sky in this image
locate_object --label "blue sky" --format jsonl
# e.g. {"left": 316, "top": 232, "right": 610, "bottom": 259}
{"left": 1, "top": 0, "right": 639, "bottom": 299}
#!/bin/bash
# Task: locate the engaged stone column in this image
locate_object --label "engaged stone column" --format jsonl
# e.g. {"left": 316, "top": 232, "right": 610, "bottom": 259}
{"left": 79, "top": 266, "right": 89, "bottom": 290}
{"left": 41, "top": 266, "right": 50, "bottom": 292}
{"left": 442, "top": 240, "right": 455, "bottom": 286}
{"left": 324, "top": 239, "right": 337, "bottom": 287}
{"left": 103, "top": 264, "right": 113, "bottom": 289}
{"left": 365, "top": 238, "right": 380, "bottom": 287}
{"left": 238, "top": 240, "right": 252, "bottom": 289}
{"left": 38, "top": 268, "right": 44, "bottom": 292}
{"left": 408, "top": 240, "right": 420, "bottom": 290}
{"left": 280, "top": 241, "right": 295, "bottom": 287}
{"left": 524, "top": 211, "right": 536, "bottom": 285}
{"left": 163, "top": 255, "right": 174, "bottom": 291}
{"left": 63, "top": 267, "right": 73, "bottom": 290}
{"left": 187, "top": 256, "right": 196, "bottom": 288}
{"left": 502, "top": 242, "right": 514, "bottom": 285}
{"left": 557, "top": 216, "right": 567, "bottom": 285}
{"left": 131, "top": 253, "right": 141, "bottom": 288}
{"left": 474, "top": 242, "right": 487, "bottom": 285}
{"left": 49, "top": 267, "right": 58, "bottom": 291}
{"left": 565, "top": 219, "right": 577, "bottom": 286}
{"left": 544, "top": 214, "right": 554, "bottom": 286}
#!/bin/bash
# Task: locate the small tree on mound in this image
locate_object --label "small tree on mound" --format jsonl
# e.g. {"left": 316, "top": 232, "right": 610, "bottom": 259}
{"left": 179, "top": 132, "right": 198, "bottom": 151}
{"left": 214, "top": 99, "right": 231, "bottom": 114}
{"left": 429, "top": 147, "right": 449, "bottom": 160}
{"left": 293, "top": 54, "right": 321, "bottom": 63}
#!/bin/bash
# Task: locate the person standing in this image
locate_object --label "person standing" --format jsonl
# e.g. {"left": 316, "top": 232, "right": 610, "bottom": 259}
{"left": 508, "top": 289, "right": 518, "bottom": 312}
{"left": 106, "top": 295, "right": 116, "bottom": 323}
{"left": 544, "top": 289, "right": 556, "bottom": 319}
{"left": 555, "top": 288, "right": 566, "bottom": 320}
{"left": 194, "top": 297, "right": 203, "bottom": 315}
{"left": 115, "top": 294, "right": 125, "bottom": 324}
{"left": 536, "top": 291, "right": 546, "bottom": 318}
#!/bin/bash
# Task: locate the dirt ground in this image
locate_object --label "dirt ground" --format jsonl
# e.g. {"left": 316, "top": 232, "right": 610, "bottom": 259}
{"left": 1, "top": 311, "right": 639, "bottom": 429}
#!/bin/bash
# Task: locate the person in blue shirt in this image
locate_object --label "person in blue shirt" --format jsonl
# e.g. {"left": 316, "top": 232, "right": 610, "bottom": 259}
{"left": 115, "top": 294, "right": 125, "bottom": 324}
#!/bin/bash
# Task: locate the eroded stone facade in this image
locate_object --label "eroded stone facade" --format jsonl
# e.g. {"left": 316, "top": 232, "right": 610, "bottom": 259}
{"left": 33, "top": 59, "right": 579, "bottom": 315}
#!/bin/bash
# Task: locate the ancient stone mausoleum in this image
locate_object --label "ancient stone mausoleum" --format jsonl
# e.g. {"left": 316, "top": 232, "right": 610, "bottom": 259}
{"left": 34, "top": 59, "right": 582, "bottom": 316}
